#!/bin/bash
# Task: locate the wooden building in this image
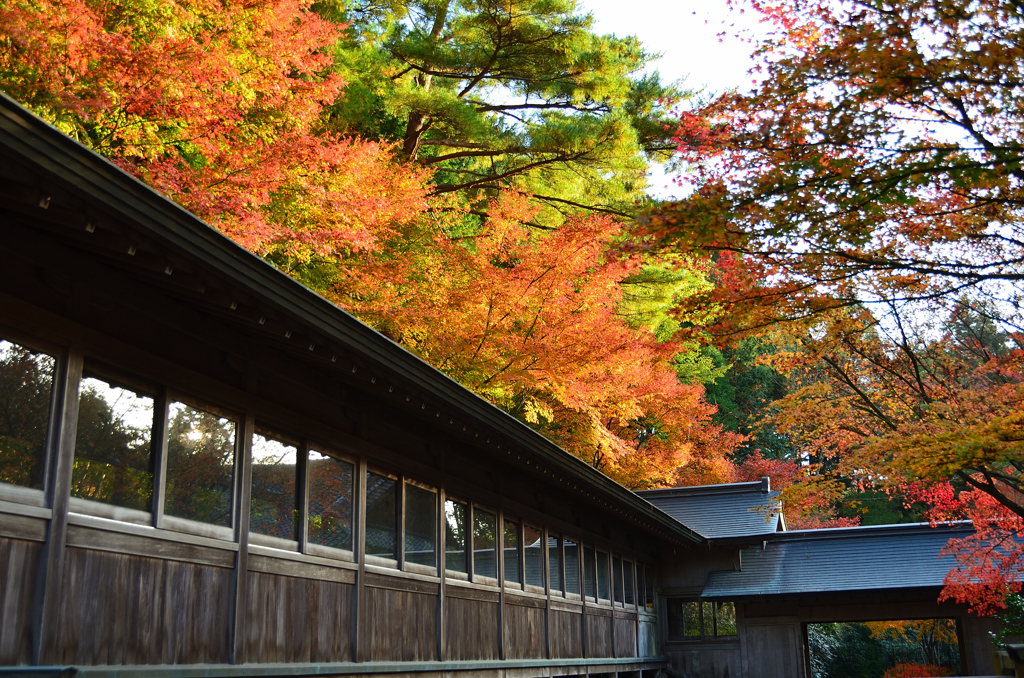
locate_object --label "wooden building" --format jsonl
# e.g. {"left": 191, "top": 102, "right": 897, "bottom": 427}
{"left": 0, "top": 94, "right": 1006, "bottom": 677}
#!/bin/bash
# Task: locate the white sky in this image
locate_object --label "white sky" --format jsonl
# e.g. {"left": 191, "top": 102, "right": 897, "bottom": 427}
{"left": 578, "top": 0, "right": 769, "bottom": 198}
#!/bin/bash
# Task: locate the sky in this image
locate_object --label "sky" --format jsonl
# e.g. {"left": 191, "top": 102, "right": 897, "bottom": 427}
{"left": 578, "top": 0, "right": 769, "bottom": 197}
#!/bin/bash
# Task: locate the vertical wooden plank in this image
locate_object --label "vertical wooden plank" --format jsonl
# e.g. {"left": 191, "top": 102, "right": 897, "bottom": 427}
{"left": 352, "top": 456, "right": 367, "bottom": 662}
{"left": 297, "top": 441, "right": 310, "bottom": 554}
{"left": 150, "top": 387, "right": 170, "bottom": 528}
{"left": 580, "top": 541, "right": 589, "bottom": 659}
{"left": 543, "top": 526, "right": 551, "bottom": 659}
{"left": 436, "top": 488, "right": 446, "bottom": 662}
{"left": 496, "top": 508, "right": 505, "bottom": 661}
{"left": 230, "top": 413, "right": 254, "bottom": 664}
{"left": 32, "top": 347, "right": 82, "bottom": 665}
{"left": 610, "top": 553, "right": 617, "bottom": 658}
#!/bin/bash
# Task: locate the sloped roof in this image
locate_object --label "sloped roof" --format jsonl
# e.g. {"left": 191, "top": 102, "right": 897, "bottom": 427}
{"left": 637, "top": 479, "right": 783, "bottom": 540}
{"left": 700, "top": 522, "right": 973, "bottom": 599}
{"left": 0, "top": 91, "right": 703, "bottom": 548}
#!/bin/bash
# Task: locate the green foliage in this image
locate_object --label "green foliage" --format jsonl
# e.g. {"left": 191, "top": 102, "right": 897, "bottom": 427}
{"left": 992, "top": 592, "right": 1024, "bottom": 647}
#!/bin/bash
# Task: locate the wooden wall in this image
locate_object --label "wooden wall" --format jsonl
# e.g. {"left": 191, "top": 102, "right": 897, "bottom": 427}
{"left": 504, "top": 597, "right": 546, "bottom": 659}
{"left": 444, "top": 591, "right": 500, "bottom": 660}
{"left": 0, "top": 537, "right": 40, "bottom": 666}
{"left": 57, "top": 547, "right": 232, "bottom": 665}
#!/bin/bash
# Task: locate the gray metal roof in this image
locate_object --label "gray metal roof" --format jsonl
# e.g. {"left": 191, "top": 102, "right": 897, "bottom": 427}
{"left": 701, "top": 522, "right": 974, "bottom": 599}
{"left": 637, "top": 479, "right": 782, "bottom": 540}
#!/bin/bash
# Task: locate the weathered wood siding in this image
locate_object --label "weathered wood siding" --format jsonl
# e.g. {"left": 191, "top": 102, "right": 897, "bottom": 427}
{"left": 504, "top": 598, "right": 546, "bottom": 659}
{"left": 363, "top": 585, "right": 437, "bottom": 661}
{"left": 638, "top": 617, "right": 657, "bottom": 658}
{"left": 740, "top": 623, "right": 804, "bottom": 678}
{"left": 57, "top": 547, "right": 232, "bottom": 664}
{"left": 244, "top": 571, "right": 353, "bottom": 663}
{"left": 549, "top": 609, "right": 582, "bottom": 658}
{"left": 614, "top": 615, "right": 637, "bottom": 657}
{"left": 443, "top": 595, "right": 500, "bottom": 660}
{"left": 585, "top": 610, "right": 613, "bottom": 658}
{"left": 0, "top": 537, "right": 40, "bottom": 665}
{"left": 668, "top": 642, "right": 742, "bottom": 678}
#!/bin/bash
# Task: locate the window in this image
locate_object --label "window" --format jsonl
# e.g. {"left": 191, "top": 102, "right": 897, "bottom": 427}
{"left": 0, "top": 339, "right": 55, "bottom": 491}
{"left": 613, "top": 555, "right": 623, "bottom": 605}
{"left": 165, "top": 400, "right": 236, "bottom": 528}
{"left": 583, "top": 546, "right": 597, "bottom": 599}
{"left": 644, "top": 565, "right": 655, "bottom": 609}
{"left": 623, "top": 560, "right": 635, "bottom": 607}
{"left": 548, "top": 534, "right": 562, "bottom": 594}
{"left": 524, "top": 524, "right": 544, "bottom": 589}
{"left": 72, "top": 369, "right": 155, "bottom": 513}
{"left": 503, "top": 518, "right": 521, "bottom": 586}
{"left": 307, "top": 450, "right": 353, "bottom": 552}
{"left": 365, "top": 471, "right": 397, "bottom": 560}
{"left": 667, "top": 599, "right": 737, "bottom": 640}
{"left": 249, "top": 431, "right": 299, "bottom": 541}
{"left": 564, "top": 539, "right": 580, "bottom": 596}
{"left": 596, "top": 550, "right": 610, "bottom": 601}
{"left": 444, "top": 498, "right": 468, "bottom": 575}
{"left": 404, "top": 482, "right": 436, "bottom": 569}
{"left": 473, "top": 508, "right": 497, "bottom": 580}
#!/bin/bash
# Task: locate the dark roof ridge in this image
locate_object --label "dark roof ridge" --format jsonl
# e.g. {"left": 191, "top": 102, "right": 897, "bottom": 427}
{"left": 636, "top": 480, "right": 770, "bottom": 497}
{"left": 762, "top": 521, "right": 974, "bottom": 543}
{"left": 0, "top": 92, "right": 704, "bottom": 547}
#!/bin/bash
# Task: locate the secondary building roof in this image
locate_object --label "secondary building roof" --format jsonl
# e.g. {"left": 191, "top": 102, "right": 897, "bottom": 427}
{"left": 637, "top": 478, "right": 784, "bottom": 541}
{"left": 700, "top": 522, "right": 973, "bottom": 599}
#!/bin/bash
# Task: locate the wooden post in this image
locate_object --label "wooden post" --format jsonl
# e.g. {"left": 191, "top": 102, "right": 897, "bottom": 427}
{"left": 32, "top": 347, "right": 82, "bottom": 665}
{"left": 229, "top": 413, "right": 254, "bottom": 664}
{"left": 580, "top": 543, "right": 589, "bottom": 660}
{"left": 497, "top": 509, "right": 505, "bottom": 661}
{"left": 543, "top": 526, "right": 552, "bottom": 659}
{"left": 296, "top": 440, "right": 309, "bottom": 553}
{"left": 150, "top": 387, "right": 170, "bottom": 529}
{"left": 353, "top": 457, "right": 367, "bottom": 662}
{"left": 437, "top": 489, "right": 447, "bottom": 661}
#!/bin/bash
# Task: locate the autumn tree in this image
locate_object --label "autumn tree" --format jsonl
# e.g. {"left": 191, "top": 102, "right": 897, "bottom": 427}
{"left": 331, "top": 0, "right": 684, "bottom": 226}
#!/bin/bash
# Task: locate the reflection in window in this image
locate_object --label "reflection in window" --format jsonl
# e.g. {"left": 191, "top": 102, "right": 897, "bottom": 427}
{"left": 624, "top": 560, "right": 635, "bottom": 606}
{"left": 249, "top": 432, "right": 298, "bottom": 540}
{"left": 667, "top": 599, "right": 738, "bottom": 639}
{"left": 503, "top": 519, "right": 520, "bottom": 585}
{"left": 0, "top": 340, "right": 55, "bottom": 490}
{"left": 365, "top": 472, "right": 397, "bottom": 559}
{"left": 524, "top": 524, "right": 543, "bottom": 588}
{"left": 473, "top": 508, "right": 497, "bottom": 579}
{"left": 645, "top": 565, "right": 655, "bottom": 609}
{"left": 445, "top": 498, "right": 468, "bottom": 574}
{"left": 548, "top": 535, "right": 562, "bottom": 593}
{"left": 308, "top": 451, "right": 353, "bottom": 550}
{"left": 613, "top": 555, "right": 623, "bottom": 604}
{"left": 165, "top": 402, "right": 235, "bottom": 527}
{"left": 564, "top": 539, "right": 580, "bottom": 596}
{"left": 584, "top": 546, "right": 596, "bottom": 599}
{"left": 72, "top": 373, "right": 154, "bottom": 511}
{"left": 596, "top": 551, "right": 610, "bottom": 600}
{"left": 405, "top": 483, "right": 436, "bottom": 568}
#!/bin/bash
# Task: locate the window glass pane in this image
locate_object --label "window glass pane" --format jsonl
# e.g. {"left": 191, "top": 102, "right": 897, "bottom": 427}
{"left": 702, "top": 601, "right": 715, "bottom": 636}
{"left": 307, "top": 450, "right": 353, "bottom": 550}
{"left": 548, "top": 535, "right": 562, "bottom": 593}
{"left": 584, "top": 546, "right": 596, "bottom": 599}
{"left": 623, "top": 560, "right": 635, "bottom": 606}
{"left": 249, "top": 432, "right": 297, "bottom": 540}
{"left": 72, "top": 374, "right": 154, "bottom": 511}
{"left": 716, "top": 602, "right": 737, "bottom": 636}
{"left": 613, "top": 556, "right": 623, "bottom": 604}
{"left": 524, "top": 524, "right": 544, "bottom": 588}
{"left": 365, "top": 471, "right": 397, "bottom": 559}
{"left": 596, "top": 551, "right": 610, "bottom": 600}
{"left": 564, "top": 539, "right": 580, "bottom": 595}
{"left": 405, "top": 483, "right": 436, "bottom": 568}
{"left": 667, "top": 599, "right": 701, "bottom": 638}
{"left": 0, "top": 340, "right": 54, "bottom": 490}
{"left": 445, "top": 498, "right": 468, "bottom": 573}
{"left": 165, "top": 402, "right": 235, "bottom": 527}
{"left": 473, "top": 508, "right": 497, "bottom": 579}
{"left": 644, "top": 565, "right": 655, "bottom": 608}
{"left": 503, "top": 519, "right": 520, "bottom": 585}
